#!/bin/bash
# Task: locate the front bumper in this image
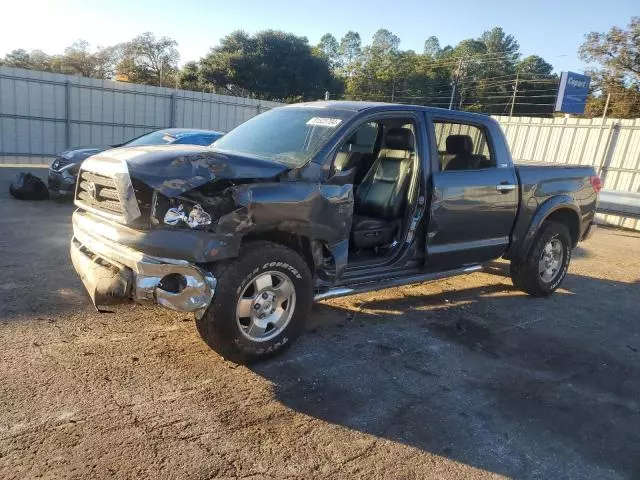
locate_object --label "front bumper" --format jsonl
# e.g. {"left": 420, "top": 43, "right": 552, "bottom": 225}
{"left": 48, "top": 168, "right": 76, "bottom": 194}
{"left": 70, "top": 211, "right": 216, "bottom": 313}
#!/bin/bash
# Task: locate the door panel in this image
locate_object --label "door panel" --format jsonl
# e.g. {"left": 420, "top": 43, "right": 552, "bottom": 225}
{"left": 427, "top": 168, "right": 518, "bottom": 266}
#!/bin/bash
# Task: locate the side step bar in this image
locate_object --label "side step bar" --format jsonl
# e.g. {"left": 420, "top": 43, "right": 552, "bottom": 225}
{"left": 314, "top": 265, "right": 483, "bottom": 302}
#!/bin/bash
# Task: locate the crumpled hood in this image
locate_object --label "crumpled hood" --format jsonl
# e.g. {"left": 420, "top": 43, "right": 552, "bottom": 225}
{"left": 90, "top": 145, "right": 289, "bottom": 197}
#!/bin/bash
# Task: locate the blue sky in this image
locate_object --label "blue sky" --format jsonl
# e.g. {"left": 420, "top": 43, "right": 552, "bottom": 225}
{"left": 1, "top": 0, "right": 636, "bottom": 73}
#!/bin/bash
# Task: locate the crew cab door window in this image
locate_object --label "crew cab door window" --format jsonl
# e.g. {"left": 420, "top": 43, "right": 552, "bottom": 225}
{"left": 425, "top": 118, "right": 518, "bottom": 267}
{"left": 434, "top": 121, "right": 495, "bottom": 171}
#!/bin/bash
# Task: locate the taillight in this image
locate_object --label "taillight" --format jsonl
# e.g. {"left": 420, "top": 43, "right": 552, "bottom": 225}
{"left": 590, "top": 176, "right": 602, "bottom": 193}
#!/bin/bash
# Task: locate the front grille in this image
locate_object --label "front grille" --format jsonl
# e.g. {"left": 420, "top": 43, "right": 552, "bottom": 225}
{"left": 76, "top": 170, "right": 124, "bottom": 215}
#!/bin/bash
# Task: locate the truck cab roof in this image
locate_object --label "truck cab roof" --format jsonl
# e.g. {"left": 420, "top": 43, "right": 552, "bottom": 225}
{"left": 287, "top": 100, "right": 496, "bottom": 123}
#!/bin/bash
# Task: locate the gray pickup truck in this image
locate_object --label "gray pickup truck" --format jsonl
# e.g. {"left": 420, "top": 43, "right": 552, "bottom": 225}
{"left": 69, "top": 101, "right": 599, "bottom": 363}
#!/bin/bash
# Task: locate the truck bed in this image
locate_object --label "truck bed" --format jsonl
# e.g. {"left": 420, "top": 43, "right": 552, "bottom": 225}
{"left": 515, "top": 162, "right": 597, "bottom": 191}
{"left": 504, "top": 161, "right": 598, "bottom": 260}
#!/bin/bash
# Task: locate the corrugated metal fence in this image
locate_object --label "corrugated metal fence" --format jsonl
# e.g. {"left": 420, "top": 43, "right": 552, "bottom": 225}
{"left": 1, "top": 66, "right": 638, "bottom": 229}
{"left": 0, "top": 66, "right": 281, "bottom": 164}
{"left": 494, "top": 115, "right": 640, "bottom": 230}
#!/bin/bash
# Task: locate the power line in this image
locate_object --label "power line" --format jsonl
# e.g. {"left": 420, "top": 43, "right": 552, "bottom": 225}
{"left": 422, "top": 51, "right": 522, "bottom": 66}
{"left": 341, "top": 91, "right": 562, "bottom": 101}
{"left": 388, "top": 75, "right": 559, "bottom": 95}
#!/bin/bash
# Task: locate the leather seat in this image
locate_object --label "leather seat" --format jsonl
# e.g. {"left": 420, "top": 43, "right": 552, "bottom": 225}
{"left": 334, "top": 123, "right": 379, "bottom": 176}
{"left": 443, "top": 135, "right": 474, "bottom": 171}
{"left": 351, "top": 128, "right": 415, "bottom": 249}
{"left": 444, "top": 134, "right": 492, "bottom": 170}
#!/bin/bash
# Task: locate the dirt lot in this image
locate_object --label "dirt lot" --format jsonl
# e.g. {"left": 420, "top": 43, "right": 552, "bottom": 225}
{"left": 1, "top": 166, "right": 639, "bottom": 479}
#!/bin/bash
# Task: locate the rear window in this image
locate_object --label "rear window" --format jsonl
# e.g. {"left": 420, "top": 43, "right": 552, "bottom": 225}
{"left": 172, "top": 134, "right": 219, "bottom": 146}
{"left": 124, "top": 131, "right": 176, "bottom": 147}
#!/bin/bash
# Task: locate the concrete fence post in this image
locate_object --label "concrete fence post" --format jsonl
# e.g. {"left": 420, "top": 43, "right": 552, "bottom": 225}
{"left": 65, "top": 80, "right": 71, "bottom": 149}
{"left": 170, "top": 92, "right": 177, "bottom": 127}
{"left": 599, "top": 123, "right": 621, "bottom": 188}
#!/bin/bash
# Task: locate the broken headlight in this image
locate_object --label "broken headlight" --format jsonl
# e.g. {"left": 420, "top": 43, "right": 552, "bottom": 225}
{"left": 151, "top": 191, "right": 214, "bottom": 230}
{"left": 163, "top": 203, "right": 212, "bottom": 229}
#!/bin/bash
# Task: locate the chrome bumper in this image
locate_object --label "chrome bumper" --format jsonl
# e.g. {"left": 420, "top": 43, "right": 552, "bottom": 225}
{"left": 70, "top": 212, "right": 216, "bottom": 314}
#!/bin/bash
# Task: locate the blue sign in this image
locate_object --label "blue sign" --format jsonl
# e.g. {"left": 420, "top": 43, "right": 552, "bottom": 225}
{"left": 554, "top": 72, "right": 591, "bottom": 114}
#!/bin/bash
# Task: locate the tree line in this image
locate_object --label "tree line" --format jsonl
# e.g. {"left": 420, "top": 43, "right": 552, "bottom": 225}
{"left": 1, "top": 33, "right": 180, "bottom": 88}
{"left": 1, "top": 17, "right": 638, "bottom": 118}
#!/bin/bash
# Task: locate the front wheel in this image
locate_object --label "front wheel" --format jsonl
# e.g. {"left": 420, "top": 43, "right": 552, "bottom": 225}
{"left": 196, "top": 241, "right": 313, "bottom": 364}
{"left": 510, "top": 221, "right": 572, "bottom": 297}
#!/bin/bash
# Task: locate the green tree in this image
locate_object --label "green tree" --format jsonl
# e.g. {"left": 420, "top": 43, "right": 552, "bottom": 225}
{"left": 347, "top": 29, "right": 403, "bottom": 99}
{"left": 371, "top": 28, "right": 400, "bottom": 53}
{"left": 60, "top": 40, "right": 99, "bottom": 77}
{"left": 423, "top": 36, "right": 441, "bottom": 57}
{"left": 27, "top": 50, "right": 54, "bottom": 72}
{"left": 339, "top": 31, "right": 362, "bottom": 77}
{"left": 199, "top": 30, "right": 337, "bottom": 101}
{"left": 450, "top": 28, "right": 522, "bottom": 113}
{"left": 516, "top": 55, "right": 553, "bottom": 76}
{"left": 481, "top": 27, "right": 519, "bottom": 56}
{"left": 3, "top": 49, "right": 31, "bottom": 69}
{"left": 118, "top": 32, "right": 180, "bottom": 86}
{"left": 579, "top": 16, "right": 639, "bottom": 82}
{"left": 584, "top": 75, "right": 640, "bottom": 118}
{"left": 93, "top": 45, "right": 123, "bottom": 79}
{"left": 510, "top": 56, "right": 557, "bottom": 116}
{"left": 179, "top": 61, "right": 203, "bottom": 91}
{"left": 317, "top": 33, "right": 340, "bottom": 69}
{"left": 580, "top": 17, "right": 640, "bottom": 118}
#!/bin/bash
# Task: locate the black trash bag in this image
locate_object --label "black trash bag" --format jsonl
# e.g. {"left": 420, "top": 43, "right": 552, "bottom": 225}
{"left": 9, "top": 172, "right": 50, "bottom": 200}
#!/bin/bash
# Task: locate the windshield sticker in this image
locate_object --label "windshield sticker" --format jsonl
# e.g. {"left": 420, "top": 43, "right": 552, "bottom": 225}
{"left": 162, "top": 135, "right": 176, "bottom": 143}
{"left": 306, "top": 117, "right": 342, "bottom": 127}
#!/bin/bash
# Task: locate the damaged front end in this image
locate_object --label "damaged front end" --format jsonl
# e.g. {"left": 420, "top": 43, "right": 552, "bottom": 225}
{"left": 70, "top": 146, "right": 288, "bottom": 313}
{"left": 70, "top": 213, "right": 217, "bottom": 314}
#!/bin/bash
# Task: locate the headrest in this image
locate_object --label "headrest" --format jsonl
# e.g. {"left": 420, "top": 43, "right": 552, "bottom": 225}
{"left": 352, "top": 125, "right": 378, "bottom": 148}
{"left": 446, "top": 135, "right": 473, "bottom": 155}
{"left": 385, "top": 128, "right": 415, "bottom": 151}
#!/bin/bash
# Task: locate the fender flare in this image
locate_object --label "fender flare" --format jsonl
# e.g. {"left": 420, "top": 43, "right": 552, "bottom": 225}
{"left": 515, "top": 195, "right": 581, "bottom": 261}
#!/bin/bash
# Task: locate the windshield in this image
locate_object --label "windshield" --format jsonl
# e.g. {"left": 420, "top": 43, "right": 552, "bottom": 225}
{"left": 124, "top": 130, "right": 177, "bottom": 147}
{"left": 212, "top": 107, "right": 354, "bottom": 166}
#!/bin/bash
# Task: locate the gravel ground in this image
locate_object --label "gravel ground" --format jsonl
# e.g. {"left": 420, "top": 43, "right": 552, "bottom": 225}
{"left": 1, "top": 166, "right": 639, "bottom": 479}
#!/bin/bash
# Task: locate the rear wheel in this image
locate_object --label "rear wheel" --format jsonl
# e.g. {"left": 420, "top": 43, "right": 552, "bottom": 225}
{"left": 196, "top": 241, "right": 313, "bottom": 364}
{"left": 510, "top": 221, "right": 572, "bottom": 297}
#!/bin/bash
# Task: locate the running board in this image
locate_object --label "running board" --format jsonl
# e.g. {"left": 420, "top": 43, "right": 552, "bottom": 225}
{"left": 314, "top": 265, "right": 483, "bottom": 302}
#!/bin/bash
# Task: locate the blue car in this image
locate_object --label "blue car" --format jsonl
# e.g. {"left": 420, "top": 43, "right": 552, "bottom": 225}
{"left": 48, "top": 128, "right": 224, "bottom": 194}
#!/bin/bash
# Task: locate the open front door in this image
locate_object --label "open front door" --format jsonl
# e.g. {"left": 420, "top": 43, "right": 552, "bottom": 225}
{"left": 425, "top": 116, "right": 518, "bottom": 267}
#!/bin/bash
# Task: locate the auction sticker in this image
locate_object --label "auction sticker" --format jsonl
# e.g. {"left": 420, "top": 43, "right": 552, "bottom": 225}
{"left": 306, "top": 117, "right": 342, "bottom": 127}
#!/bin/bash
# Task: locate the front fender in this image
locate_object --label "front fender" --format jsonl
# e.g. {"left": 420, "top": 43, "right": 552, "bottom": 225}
{"left": 510, "top": 195, "right": 580, "bottom": 261}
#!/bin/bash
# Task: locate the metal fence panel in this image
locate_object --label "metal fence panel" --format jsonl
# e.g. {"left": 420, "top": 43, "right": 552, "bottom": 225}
{"left": 494, "top": 115, "right": 640, "bottom": 230}
{"left": 1, "top": 65, "right": 638, "bottom": 229}
{"left": 0, "top": 66, "right": 281, "bottom": 164}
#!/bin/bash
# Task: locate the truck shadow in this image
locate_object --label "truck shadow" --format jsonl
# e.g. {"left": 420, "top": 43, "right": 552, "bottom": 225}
{"left": 253, "top": 267, "right": 640, "bottom": 478}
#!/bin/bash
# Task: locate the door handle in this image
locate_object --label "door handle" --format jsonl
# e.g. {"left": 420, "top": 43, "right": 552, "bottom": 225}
{"left": 496, "top": 183, "right": 516, "bottom": 193}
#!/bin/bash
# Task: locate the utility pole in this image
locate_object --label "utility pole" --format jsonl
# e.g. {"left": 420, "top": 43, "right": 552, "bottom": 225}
{"left": 509, "top": 71, "right": 520, "bottom": 118}
{"left": 602, "top": 92, "right": 611, "bottom": 123}
{"left": 448, "top": 58, "right": 463, "bottom": 110}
